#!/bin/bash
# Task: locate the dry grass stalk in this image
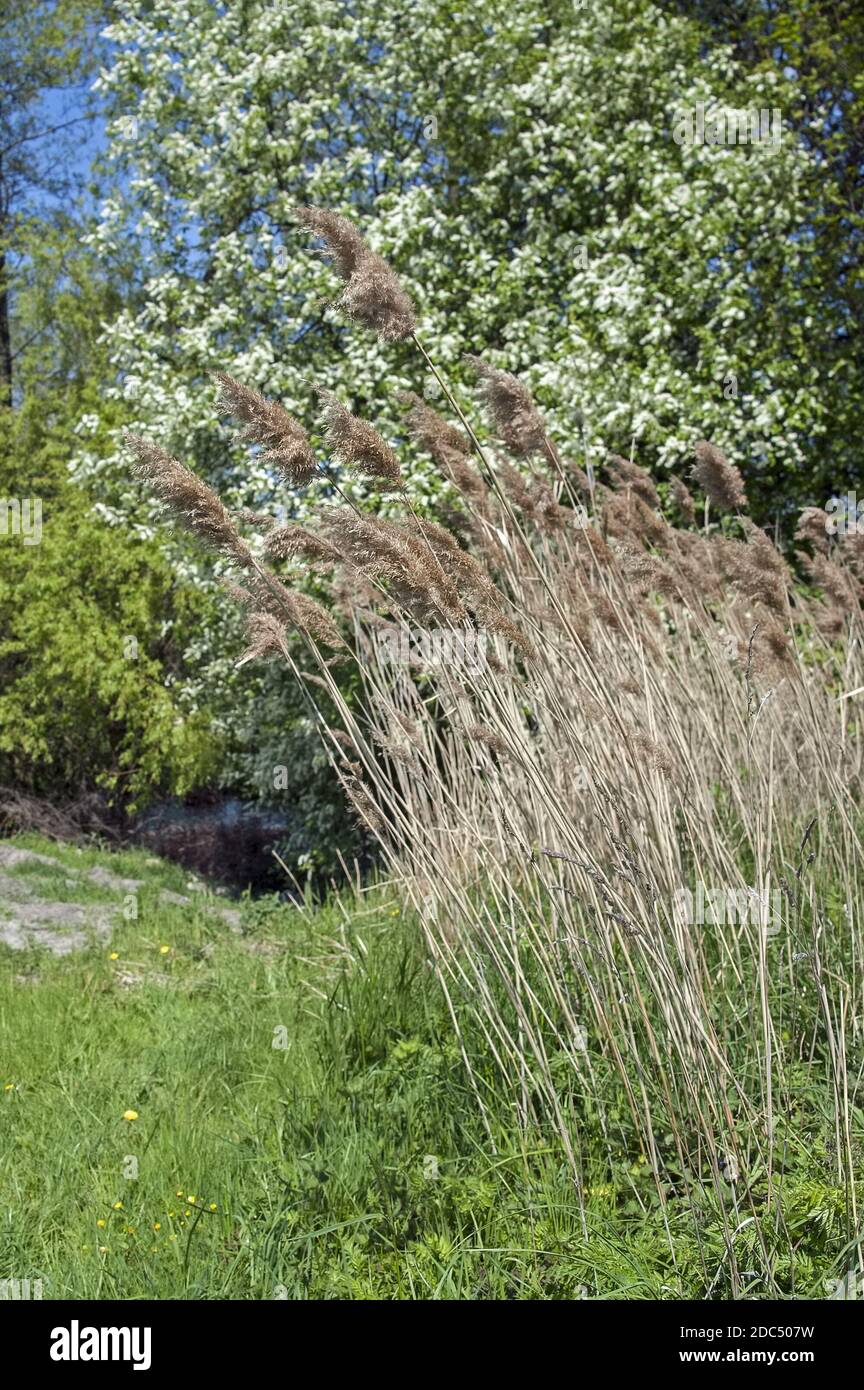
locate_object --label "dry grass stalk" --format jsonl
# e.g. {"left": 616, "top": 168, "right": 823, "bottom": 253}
{"left": 130, "top": 211, "right": 864, "bottom": 1276}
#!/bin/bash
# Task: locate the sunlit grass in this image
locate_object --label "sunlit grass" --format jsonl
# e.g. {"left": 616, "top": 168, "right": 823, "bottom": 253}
{"left": 0, "top": 836, "right": 857, "bottom": 1300}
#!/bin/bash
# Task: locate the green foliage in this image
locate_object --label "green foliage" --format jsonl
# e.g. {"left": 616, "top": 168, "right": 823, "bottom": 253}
{"left": 233, "top": 655, "right": 367, "bottom": 880}
{"left": 679, "top": 0, "right": 864, "bottom": 487}
{"left": 0, "top": 403, "right": 221, "bottom": 807}
{"left": 0, "top": 215, "right": 222, "bottom": 809}
{"left": 0, "top": 836, "right": 857, "bottom": 1299}
{"left": 0, "top": 14, "right": 226, "bottom": 814}
{"left": 0, "top": 0, "right": 111, "bottom": 405}
{"left": 85, "top": 0, "right": 856, "bottom": 534}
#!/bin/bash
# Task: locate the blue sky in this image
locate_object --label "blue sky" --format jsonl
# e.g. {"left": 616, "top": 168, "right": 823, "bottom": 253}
{"left": 28, "top": 64, "right": 108, "bottom": 218}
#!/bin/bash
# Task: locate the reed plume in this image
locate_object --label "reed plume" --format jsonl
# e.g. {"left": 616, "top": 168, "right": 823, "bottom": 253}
{"left": 795, "top": 506, "right": 830, "bottom": 552}
{"left": 236, "top": 611, "right": 288, "bottom": 667}
{"left": 607, "top": 453, "right": 660, "bottom": 511}
{"left": 465, "top": 355, "right": 547, "bottom": 456}
{"left": 214, "top": 373, "right": 318, "bottom": 486}
{"left": 236, "top": 567, "right": 345, "bottom": 650}
{"left": 317, "top": 390, "right": 402, "bottom": 486}
{"left": 264, "top": 524, "right": 342, "bottom": 568}
{"left": 125, "top": 433, "right": 251, "bottom": 564}
{"left": 294, "top": 206, "right": 417, "bottom": 341}
{"left": 670, "top": 475, "right": 696, "bottom": 525}
{"left": 400, "top": 390, "right": 467, "bottom": 460}
{"left": 691, "top": 439, "right": 747, "bottom": 512}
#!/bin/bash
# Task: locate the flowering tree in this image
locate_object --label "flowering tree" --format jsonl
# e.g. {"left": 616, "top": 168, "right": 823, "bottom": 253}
{"left": 76, "top": 0, "right": 856, "bottom": 855}
{"left": 85, "top": 0, "right": 834, "bottom": 528}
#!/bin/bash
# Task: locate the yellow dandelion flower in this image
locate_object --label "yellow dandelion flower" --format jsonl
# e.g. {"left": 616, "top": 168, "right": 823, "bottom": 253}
{"left": 175, "top": 1190, "right": 183, "bottom": 1198}
{"left": 187, "top": 1194, "right": 196, "bottom": 1204}
{"left": 153, "top": 1222, "right": 161, "bottom": 1230}
{"left": 109, "top": 952, "right": 119, "bottom": 961}
{"left": 208, "top": 1203, "right": 217, "bottom": 1212}
{"left": 113, "top": 1201, "right": 123, "bottom": 1210}
{"left": 99, "top": 1246, "right": 109, "bottom": 1253}
{"left": 96, "top": 1219, "right": 106, "bottom": 1229}
{"left": 159, "top": 944, "right": 170, "bottom": 955}
{"left": 122, "top": 1109, "right": 138, "bottom": 1122}
{"left": 3, "top": 1083, "right": 14, "bottom": 1092}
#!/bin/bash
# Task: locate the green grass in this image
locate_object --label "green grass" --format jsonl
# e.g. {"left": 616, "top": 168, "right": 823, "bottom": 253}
{"left": 0, "top": 834, "right": 857, "bottom": 1300}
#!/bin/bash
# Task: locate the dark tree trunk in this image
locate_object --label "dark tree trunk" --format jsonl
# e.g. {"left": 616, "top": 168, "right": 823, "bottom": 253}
{"left": 0, "top": 245, "right": 11, "bottom": 409}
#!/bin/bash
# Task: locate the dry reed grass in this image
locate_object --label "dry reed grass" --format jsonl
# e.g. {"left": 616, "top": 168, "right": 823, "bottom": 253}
{"left": 128, "top": 211, "right": 864, "bottom": 1292}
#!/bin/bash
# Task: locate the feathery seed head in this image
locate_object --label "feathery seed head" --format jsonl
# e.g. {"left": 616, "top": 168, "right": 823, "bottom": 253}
{"left": 670, "top": 475, "right": 696, "bottom": 525}
{"left": 606, "top": 454, "right": 660, "bottom": 511}
{"left": 230, "top": 567, "right": 345, "bottom": 650}
{"left": 438, "top": 445, "right": 488, "bottom": 502}
{"left": 603, "top": 490, "right": 667, "bottom": 547}
{"left": 801, "top": 551, "right": 861, "bottom": 611}
{"left": 795, "top": 506, "right": 830, "bottom": 552}
{"left": 233, "top": 508, "right": 278, "bottom": 531}
{"left": 691, "top": 440, "right": 747, "bottom": 512}
{"left": 237, "top": 612, "right": 286, "bottom": 667}
{"left": 400, "top": 390, "right": 468, "bottom": 461}
{"left": 125, "top": 433, "right": 251, "bottom": 564}
{"left": 629, "top": 731, "right": 677, "bottom": 782}
{"left": 465, "top": 355, "right": 547, "bottom": 456}
{"left": 741, "top": 519, "right": 789, "bottom": 578}
{"left": 214, "top": 373, "right": 318, "bottom": 487}
{"left": 467, "top": 725, "right": 513, "bottom": 758}
{"left": 291, "top": 207, "right": 367, "bottom": 278}
{"left": 264, "top": 524, "right": 342, "bottom": 568}
{"left": 317, "top": 389, "right": 402, "bottom": 486}
{"left": 294, "top": 206, "right": 417, "bottom": 341}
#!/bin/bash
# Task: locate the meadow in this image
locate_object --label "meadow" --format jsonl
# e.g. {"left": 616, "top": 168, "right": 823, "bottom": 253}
{"left": 3, "top": 0, "right": 864, "bottom": 1317}
{"left": 5, "top": 211, "right": 864, "bottom": 1305}
{"left": 0, "top": 819, "right": 859, "bottom": 1303}
{"left": 79, "top": 206, "right": 864, "bottom": 1303}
